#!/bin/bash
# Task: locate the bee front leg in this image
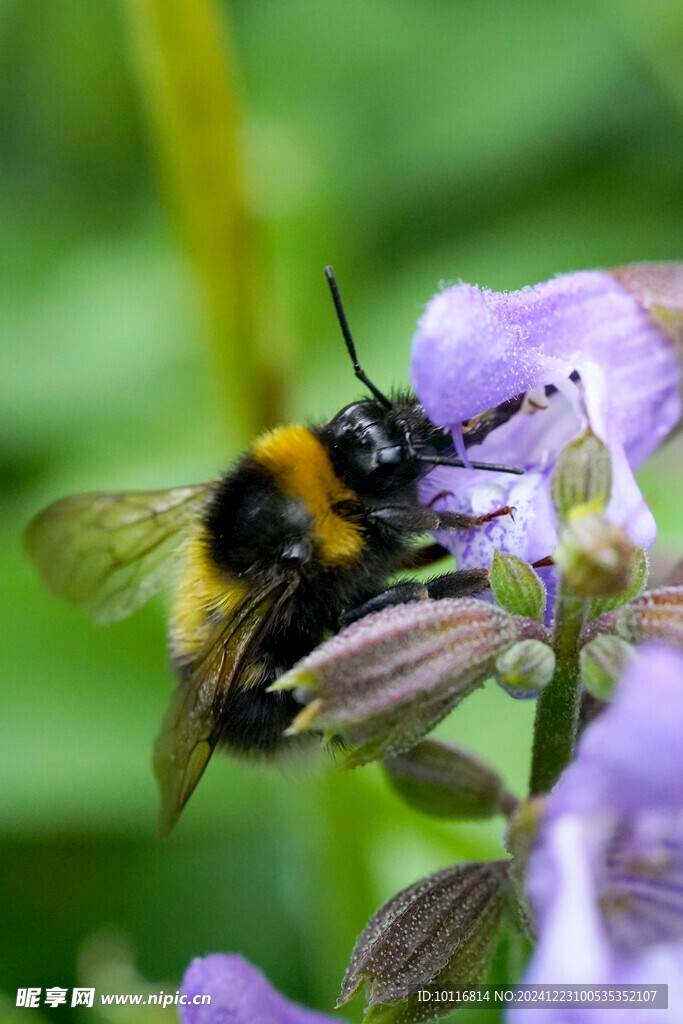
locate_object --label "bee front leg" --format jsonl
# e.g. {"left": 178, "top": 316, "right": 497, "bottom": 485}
{"left": 368, "top": 505, "right": 513, "bottom": 535}
{"left": 436, "top": 507, "right": 515, "bottom": 530}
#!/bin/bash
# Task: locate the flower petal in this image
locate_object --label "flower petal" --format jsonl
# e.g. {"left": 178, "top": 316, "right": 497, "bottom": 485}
{"left": 412, "top": 270, "right": 679, "bottom": 431}
{"left": 521, "top": 815, "right": 613, "bottom": 987}
{"left": 412, "top": 280, "right": 572, "bottom": 426}
{"left": 516, "top": 644, "right": 683, "bottom": 1021}
{"left": 180, "top": 954, "right": 343, "bottom": 1024}
{"left": 423, "top": 462, "right": 558, "bottom": 568}
{"left": 552, "top": 643, "right": 683, "bottom": 815}
{"left": 411, "top": 268, "right": 682, "bottom": 567}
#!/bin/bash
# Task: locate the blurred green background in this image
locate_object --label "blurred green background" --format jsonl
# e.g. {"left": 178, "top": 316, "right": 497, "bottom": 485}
{"left": 2, "top": 1, "right": 683, "bottom": 1022}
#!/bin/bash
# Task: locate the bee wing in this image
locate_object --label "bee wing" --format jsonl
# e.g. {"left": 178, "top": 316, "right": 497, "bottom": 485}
{"left": 25, "top": 483, "right": 213, "bottom": 624}
{"left": 153, "top": 580, "right": 290, "bottom": 835}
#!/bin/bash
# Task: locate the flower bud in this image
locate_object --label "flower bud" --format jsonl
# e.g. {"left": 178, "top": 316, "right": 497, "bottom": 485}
{"left": 554, "top": 512, "right": 637, "bottom": 597}
{"left": 383, "top": 739, "right": 517, "bottom": 820}
{"left": 272, "top": 598, "right": 550, "bottom": 766}
{"left": 489, "top": 551, "right": 546, "bottom": 621}
{"left": 551, "top": 430, "right": 612, "bottom": 522}
{"left": 495, "top": 639, "right": 555, "bottom": 699}
{"left": 338, "top": 861, "right": 509, "bottom": 1016}
{"left": 579, "top": 633, "right": 635, "bottom": 700}
{"left": 617, "top": 586, "right": 683, "bottom": 646}
{"left": 585, "top": 546, "right": 648, "bottom": 621}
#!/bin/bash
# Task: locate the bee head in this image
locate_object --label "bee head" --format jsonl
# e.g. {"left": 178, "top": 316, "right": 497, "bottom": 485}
{"left": 322, "top": 266, "right": 523, "bottom": 497}
{"left": 322, "top": 398, "right": 425, "bottom": 498}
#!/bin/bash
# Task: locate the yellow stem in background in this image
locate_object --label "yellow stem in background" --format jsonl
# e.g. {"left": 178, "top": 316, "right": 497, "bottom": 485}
{"left": 124, "top": 0, "right": 275, "bottom": 445}
{"left": 600, "top": 0, "right": 683, "bottom": 113}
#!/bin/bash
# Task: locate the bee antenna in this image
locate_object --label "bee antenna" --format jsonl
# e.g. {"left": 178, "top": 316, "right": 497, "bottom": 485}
{"left": 416, "top": 454, "right": 524, "bottom": 476}
{"left": 324, "top": 266, "right": 392, "bottom": 409}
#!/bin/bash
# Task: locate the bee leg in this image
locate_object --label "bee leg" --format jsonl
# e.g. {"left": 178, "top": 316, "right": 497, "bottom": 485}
{"left": 439, "top": 506, "right": 515, "bottom": 529}
{"left": 340, "top": 581, "right": 430, "bottom": 627}
{"left": 368, "top": 505, "right": 513, "bottom": 534}
{"left": 340, "top": 567, "right": 489, "bottom": 628}
{"left": 425, "top": 567, "right": 489, "bottom": 599}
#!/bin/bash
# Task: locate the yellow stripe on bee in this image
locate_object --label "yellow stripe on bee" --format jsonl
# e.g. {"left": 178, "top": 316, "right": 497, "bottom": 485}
{"left": 170, "top": 529, "right": 249, "bottom": 658}
{"left": 252, "top": 425, "right": 364, "bottom": 566}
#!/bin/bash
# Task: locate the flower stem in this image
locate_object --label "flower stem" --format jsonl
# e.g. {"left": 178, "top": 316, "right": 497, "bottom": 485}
{"left": 528, "top": 592, "right": 584, "bottom": 796}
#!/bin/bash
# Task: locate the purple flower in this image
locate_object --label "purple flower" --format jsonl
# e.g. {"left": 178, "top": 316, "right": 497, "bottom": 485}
{"left": 511, "top": 643, "right": 683, "bottom": 1022}
{"left": 411, "top": 266, "right": 682, "bottom": 569}
{"left": 179, "top": 954, "right": 344, "bottom": 1024}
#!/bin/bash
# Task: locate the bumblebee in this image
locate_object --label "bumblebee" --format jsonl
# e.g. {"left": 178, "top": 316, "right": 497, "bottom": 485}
{"left": 26, "top": 268, "right": 522, "bottom": 832}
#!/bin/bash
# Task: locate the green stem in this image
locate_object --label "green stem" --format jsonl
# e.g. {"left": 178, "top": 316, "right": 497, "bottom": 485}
{"left": 528, "top": 592, "right": 584, "bottom": 796}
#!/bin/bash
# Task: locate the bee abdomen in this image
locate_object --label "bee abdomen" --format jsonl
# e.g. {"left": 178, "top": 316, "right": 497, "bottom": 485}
{"left": 215, "top": 684, "right": 302, "bottom": 755}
